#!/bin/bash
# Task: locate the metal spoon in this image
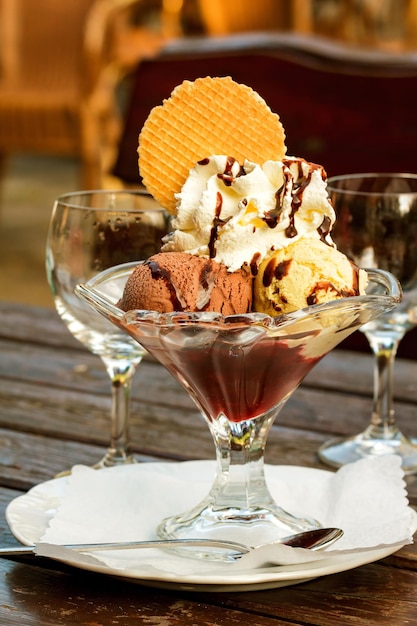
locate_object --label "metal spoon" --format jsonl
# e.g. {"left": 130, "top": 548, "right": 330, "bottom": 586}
{"left": 0, "top": 528, "right": 343, "bottom": 558}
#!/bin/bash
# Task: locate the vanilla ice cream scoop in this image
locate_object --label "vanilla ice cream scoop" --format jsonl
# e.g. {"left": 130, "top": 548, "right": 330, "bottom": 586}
{"left": 163, "top": 155, "right": 336, "bottom": 273}
{"left": 254, "top": 239, "right": 368, "bottom": 315}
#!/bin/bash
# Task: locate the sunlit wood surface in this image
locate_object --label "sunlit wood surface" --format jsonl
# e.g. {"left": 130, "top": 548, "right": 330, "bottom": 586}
{"left": 0, "top": 301, "right": 416, "bottom": 625}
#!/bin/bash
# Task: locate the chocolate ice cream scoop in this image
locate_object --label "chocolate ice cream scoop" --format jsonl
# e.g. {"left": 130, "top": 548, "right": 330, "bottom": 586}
{"left": 119, "top": 252, "right": 253, "bottom": 315}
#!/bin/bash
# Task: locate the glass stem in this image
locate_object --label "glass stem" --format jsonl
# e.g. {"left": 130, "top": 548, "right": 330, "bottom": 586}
{"left": 365, "top": 332, "right": 400, "bottom": 438}
{"left": 95, "top": 359, "right": 139, "bottom": 468}
{"left": 209, "top": 408, "right": 278, "bottom": 510}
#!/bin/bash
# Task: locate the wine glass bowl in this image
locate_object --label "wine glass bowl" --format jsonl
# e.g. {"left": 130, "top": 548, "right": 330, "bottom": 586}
{"left": 329, "top": 174, "right": 417, "bottom": 289}
{"left": 46, "top": 190, "right": 170, "bottom": 469}
{"left": 318, "top": 173, "right": 417, "bottom": 473}
{"left": 76, "top": 265, "right": 400, "bottom": 559}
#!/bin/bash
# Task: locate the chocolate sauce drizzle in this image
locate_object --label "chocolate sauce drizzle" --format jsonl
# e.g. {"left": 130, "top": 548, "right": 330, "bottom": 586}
{"left": 306, "top": 281, "right": 355, "bottom": 306}
{"left": 263, "top": 160, "right": 329, "bottom": 241}
{"left": 203, "top": 157, "right": 332, "bottom": 268}
{"left": 262, "top": 257, "right": 292, "bottom": 288}
{"left": 307, "top": 261, "right": 361, "bottom": 306}
{"left": 146, "top": 259, "right": 183, "bottom": 311}
{"left": 216, "top": 156, "right": 245, "bottom": 186}
{"left": 207, "top": 158, "right": 241, "bottom": 258}
{"left": 208, "top": 192, "right": 227, "bottom": 258}
{"left": 146, "top": 257, "right": 216, "bottom": 311}
{"left": 250, "top": 252, "right": 261, "bottom": 277}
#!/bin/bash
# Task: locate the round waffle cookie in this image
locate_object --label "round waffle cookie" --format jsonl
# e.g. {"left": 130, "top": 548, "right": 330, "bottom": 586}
{"left": 138, "top": 76, "right": 287, "bottom": 214}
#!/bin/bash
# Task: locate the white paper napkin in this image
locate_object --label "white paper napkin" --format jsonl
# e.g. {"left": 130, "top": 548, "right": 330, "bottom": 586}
{"left": 36, "top": 456, "right": 416, "bottom": 576}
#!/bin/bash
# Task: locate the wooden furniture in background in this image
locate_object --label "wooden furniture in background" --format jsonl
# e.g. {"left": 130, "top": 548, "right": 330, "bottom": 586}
{"left": 313, "top": 0, "right": 417, "bottom": 51}
{"left": 196, "top": 0, "right": 417, "bottom": 50}
{"left": 197, "top": 0, "right": 313, "bottom": 36}
{"left": 0, "top": 0, "right": 166, "bottom": 191}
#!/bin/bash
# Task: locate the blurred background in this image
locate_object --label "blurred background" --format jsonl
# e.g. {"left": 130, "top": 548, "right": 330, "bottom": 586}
{"left": 1, "top": 0, "right": 417, "bottom": 309}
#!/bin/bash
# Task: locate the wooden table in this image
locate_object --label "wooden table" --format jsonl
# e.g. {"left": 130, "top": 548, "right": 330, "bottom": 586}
{"left": 0, "top": 301, "right": 416, "bottom": 625}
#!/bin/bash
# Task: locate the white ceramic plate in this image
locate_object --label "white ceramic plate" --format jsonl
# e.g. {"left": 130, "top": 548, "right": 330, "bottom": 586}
{"left": 5, "top": 463, "right": 415, "bottom": 592}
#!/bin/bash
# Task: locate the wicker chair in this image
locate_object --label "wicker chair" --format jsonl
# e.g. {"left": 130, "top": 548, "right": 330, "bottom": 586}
{"left": 0, "top": 0, "right": 165, "bottom": 191}
{"left": 197, "top": 0, "right": 312, "bottom": 36}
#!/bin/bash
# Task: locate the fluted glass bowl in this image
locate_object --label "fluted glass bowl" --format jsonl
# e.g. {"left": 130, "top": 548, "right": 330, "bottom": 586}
{"left": 76, "top": 265, "right": 401, "bottom": 560}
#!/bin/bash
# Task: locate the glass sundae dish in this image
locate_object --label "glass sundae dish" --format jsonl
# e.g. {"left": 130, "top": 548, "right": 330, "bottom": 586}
{"left": 77, "top": 267, "right": 400, "bottom": 555}
{"left": 75, "top": 76, "right": 401, "bottom": 560}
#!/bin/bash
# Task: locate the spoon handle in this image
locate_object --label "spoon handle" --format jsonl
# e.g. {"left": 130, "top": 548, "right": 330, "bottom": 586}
{"left": 0, "top": 538, "right": 249, "bottom": 557}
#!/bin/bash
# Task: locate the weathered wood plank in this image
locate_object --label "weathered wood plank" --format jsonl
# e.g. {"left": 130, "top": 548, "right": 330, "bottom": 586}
{"left": 0, "top": 337, "right": 195, "bottom": 409}
{"left": 215, "top": 563, "right": 417, "bottom": 625}
{"left": 1, "top": 378, "right": 417, "bottom": 502}
{"left": 0, "top": 428, "right": 163, "bottom": 491}
{"left": 1, "top": 373, "right": 417, "bottom": 467}
{"left": 305, "top": 348, "right": 417, "bottom": 404}
{"left": 1, "top": 302, "right": 416, "bottom": 624}
{"left": 0, "top": 302, "right": 82, "bottom": 350}
{"left": 0, "top": 420, "right": 328, "bottom": 485}
{"left": 3, "top": 332, "right": 417, "bottom": 407}
{"left": 3, "top": 334, "right": 417, "bottom": 445}
{"left": 0, "top": 556, "right": 415, "bottom": 626}
{"left": 0, "top": 486, "right": 22, "bottom": 546}
{"left": 3, "top": 301, "right": 417, "bottom": 403}
{"left": 0, "top": 422, "right": 415, "bottom": 506}
{"left": 0, "top": 558, "right": 293, "bottom": 626}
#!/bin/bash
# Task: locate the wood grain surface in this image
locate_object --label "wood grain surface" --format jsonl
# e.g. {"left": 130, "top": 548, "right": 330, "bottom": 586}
{"left": 0, "top": 302, "right": 416, "bottom": 625}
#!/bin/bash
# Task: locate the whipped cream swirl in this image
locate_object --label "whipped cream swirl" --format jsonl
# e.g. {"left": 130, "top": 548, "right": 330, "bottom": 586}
{"left": 163, "top": 155, "right": 336, "bottom": 273}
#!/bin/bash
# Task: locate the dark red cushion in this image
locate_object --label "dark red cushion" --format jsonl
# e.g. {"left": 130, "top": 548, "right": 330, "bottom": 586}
{"left": 113, "top": 44, "right": 417, "bottom": 184}
{"left": 112, "top": 36, "right": 417, "bottom": 358}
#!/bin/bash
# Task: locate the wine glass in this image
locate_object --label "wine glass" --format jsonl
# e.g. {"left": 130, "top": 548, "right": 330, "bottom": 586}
{"left": 318, "top": 173, "right": 417, "bottom": 473}
{"left": 46, "top": 190, "right": 170, "bottom": 469}
{"left": 76, "top": 264, "right": 400, "bottom": 560}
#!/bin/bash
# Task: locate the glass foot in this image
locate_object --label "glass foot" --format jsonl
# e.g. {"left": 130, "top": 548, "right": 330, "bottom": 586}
{"left": 93, "top": 451, "right": 137, "bottom": 470}
{"left": 55, "top": 451, "right": 137, "bottom": 477}
{"left": 157, "top": 490, "right": 321, "bottom": 562}
{"left": 318, "top": 430, "right": 417, "bottom": 474}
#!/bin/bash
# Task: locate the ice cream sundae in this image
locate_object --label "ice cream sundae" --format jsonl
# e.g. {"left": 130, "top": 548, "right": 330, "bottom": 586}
{"left": 77, "top": 75, "right": 400, "bottom": 551}
{"left": 120, "top": 77, "right": 367, "bottom": 316}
